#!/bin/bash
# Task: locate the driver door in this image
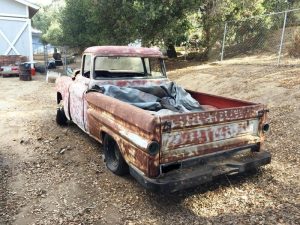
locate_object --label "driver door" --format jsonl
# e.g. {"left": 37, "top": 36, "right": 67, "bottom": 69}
{"left": 69, "top": 54, "right": 91, "bottom": 131}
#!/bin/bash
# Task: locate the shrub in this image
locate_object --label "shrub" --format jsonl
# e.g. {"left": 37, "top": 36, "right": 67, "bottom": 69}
{"left": 288, "top": 29, "right": 300, "bottom": 58}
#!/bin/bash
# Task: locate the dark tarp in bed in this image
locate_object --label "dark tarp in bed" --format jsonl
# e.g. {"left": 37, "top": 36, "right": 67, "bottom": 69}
{"left": 90, "top": 82, "right": 203, "bottom": 113}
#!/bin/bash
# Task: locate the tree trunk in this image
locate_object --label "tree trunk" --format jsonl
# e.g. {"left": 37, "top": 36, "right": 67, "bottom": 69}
{"left": 167, "top": 44, "right": 177, "bottom": 58}
{"left": 201, "top": 1, "right": 214, "bottom": 61}
{"left": 202, "top": 25, "right": 211, "bottom": 61}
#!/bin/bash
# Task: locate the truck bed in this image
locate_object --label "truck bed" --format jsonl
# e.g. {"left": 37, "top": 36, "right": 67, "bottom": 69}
{"left": 159, "top": 90, "right": 266, "bottom": 164}
{"left": 86, "top": 89, "right": 268, "bottom": 177}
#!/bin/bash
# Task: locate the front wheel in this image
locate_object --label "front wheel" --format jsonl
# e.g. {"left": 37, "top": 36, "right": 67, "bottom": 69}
{"left": 103, "top": 135, "right": 129, "bottom": 176}
{"left": 56, "top": 103, "right": 68, "bottom": 126}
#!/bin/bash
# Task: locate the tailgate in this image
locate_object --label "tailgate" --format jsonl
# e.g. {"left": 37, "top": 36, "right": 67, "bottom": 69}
{"left": 159, "top": 105, "right": 265, "bottom": 164}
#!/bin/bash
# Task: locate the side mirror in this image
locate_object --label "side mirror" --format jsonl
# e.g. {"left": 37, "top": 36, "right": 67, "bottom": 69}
{"left": 72, "top": 69, "right": 80, "bottom": 80}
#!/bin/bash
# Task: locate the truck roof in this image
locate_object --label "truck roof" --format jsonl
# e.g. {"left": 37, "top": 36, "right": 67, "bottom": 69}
{"left": 84, "top": 46, "right": 164, "bottom": 58}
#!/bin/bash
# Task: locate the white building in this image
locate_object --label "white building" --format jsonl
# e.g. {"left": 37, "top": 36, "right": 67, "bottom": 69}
{"left": 0, "top": 0, "right": 39, "bottom": 62}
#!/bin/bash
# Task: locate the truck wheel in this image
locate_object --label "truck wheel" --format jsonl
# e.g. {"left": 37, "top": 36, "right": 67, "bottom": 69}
{"left": 103, "top": 135, "right": 129, "bottom": 176}
{"left": 56, "top": 104, "right": 68, "bottom": 126}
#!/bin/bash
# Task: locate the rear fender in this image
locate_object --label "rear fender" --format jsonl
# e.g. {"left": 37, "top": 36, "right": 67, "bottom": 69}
{"left": 86, "top": 92, "right": 161, "bottom": 177}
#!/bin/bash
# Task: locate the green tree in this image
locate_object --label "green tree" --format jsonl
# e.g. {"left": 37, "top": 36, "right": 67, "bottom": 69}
{"left": 32, "top": 7, "right": 52, "bottom": 44}
{"left": 35, "top": 0, "right": 292, "bottom": 59}
{"left": 42, "top": 21, "right": 63, "bottom": 46}
{"left": 263, "top": 0, "right": 295, "bottom": 12}
{"left": 59, "top": 0, "right": 199, "bottom": 56}
{"left": 88, "top": 0, "right": 199, "bottom": 56}
{"left": 133, "top": 0, "right": 198, "bottom": 57}
{"left": 89, "top": 0, "right": 139, "bottom": 45}
{"left": 59, "top": 0, "right": 96, "bottom": 50}
{"left": 32, "top": 2, "right": 64, "bottom": 45}
{"left": 194, "top": 0, "right": 275, "bottom": 58}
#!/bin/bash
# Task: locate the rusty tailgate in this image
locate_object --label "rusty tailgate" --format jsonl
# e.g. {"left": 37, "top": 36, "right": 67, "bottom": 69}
{"left": 159, "top": 105, "right": 266, "bottom": 164}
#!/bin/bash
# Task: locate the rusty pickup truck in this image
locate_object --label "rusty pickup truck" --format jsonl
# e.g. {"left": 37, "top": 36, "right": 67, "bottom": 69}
{"left": 55, "top": 46, "right": 271, "bottom": 192}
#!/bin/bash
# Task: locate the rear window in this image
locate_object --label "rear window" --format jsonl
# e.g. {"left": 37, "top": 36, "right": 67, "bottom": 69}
{"left": 95, "top": 57, "right": 143, "bottom": 72}
{"left": 94, "top": 56, "right": 165, "bottom": 79}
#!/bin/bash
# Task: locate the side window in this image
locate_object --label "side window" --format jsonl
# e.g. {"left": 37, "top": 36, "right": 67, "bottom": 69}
{"left": 145, "top": 58, "right": 164, "bottom": 77}
{"left": 82, "top": 55, "right": 91, "bottom": 78}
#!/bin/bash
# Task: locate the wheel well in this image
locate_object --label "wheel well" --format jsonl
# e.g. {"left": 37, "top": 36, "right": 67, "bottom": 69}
{"left": 57, "top": 92, "right": 62, "bottom": 104}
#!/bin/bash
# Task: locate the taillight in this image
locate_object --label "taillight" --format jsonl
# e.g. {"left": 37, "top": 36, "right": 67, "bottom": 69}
{"left": 147, "top": 141, "right": 160, "bottom": 156}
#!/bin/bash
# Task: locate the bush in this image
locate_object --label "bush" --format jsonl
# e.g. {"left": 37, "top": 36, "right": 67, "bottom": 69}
{"left": 186, "top": 52, "right": 207, "bottom": 61}
{"left": 288, "top": 29, "right": 300, "bottom": 58}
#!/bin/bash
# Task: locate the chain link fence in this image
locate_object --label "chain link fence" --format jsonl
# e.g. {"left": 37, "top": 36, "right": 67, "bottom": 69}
{"left": 220, "top": 8, "right": 300, "bottom": 65}
{"left": 32, "top": 44, "right": 79, "bottom": 75}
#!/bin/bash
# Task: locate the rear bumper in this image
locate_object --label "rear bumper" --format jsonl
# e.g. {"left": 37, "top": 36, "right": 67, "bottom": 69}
{"left": 1, "top": 72, "right": 19, "bottom": 77}
{"left": 129, "top": 150, "right": 271, "bottom": 192}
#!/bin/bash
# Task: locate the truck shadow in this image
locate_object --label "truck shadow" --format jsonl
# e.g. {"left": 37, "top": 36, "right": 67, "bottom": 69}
{"left": 142, "top": 168, "right": 261, "bottom": 200}
{"left": 132, "top": 167, "right": 296, "bottom": 223}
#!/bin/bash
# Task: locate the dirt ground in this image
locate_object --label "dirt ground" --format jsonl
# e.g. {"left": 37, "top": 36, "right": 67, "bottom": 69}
{"left": 0, "top": 60, "right": 299, "bottom": 225}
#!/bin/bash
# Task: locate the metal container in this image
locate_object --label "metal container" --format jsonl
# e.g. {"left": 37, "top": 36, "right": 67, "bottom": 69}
{"left": 19, "top": 63, "right": 32, "bottom": 81}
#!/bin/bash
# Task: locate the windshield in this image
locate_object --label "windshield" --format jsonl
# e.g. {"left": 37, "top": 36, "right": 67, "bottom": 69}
{"left": 94, "top": 56, "right": 166, "bottom": 79}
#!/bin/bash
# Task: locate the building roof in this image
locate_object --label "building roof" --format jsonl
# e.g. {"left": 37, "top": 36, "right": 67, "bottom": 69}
{"left": 84, "top": 46, "right": 164, "bottom": 58}
{"left": 14, "top": 0, "right": 40, "bottom": 18}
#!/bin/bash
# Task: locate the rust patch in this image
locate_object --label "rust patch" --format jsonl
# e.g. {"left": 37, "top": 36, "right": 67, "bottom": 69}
{"left": 161, "top": 139, "right": 259, "bottom": 164}
{"left": 86, "top": 92, "right": 161, "bottom": 177}
{"left": 160, "top": 105, "right": 265, "bottom": 130}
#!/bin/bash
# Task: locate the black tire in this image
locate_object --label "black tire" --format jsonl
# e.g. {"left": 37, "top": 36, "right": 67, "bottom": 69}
{"left": 103, "top": 135, "right": 129, "bottom": 176}
{"left": 56, "top": 104, "right": 68, "bottom": 126}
